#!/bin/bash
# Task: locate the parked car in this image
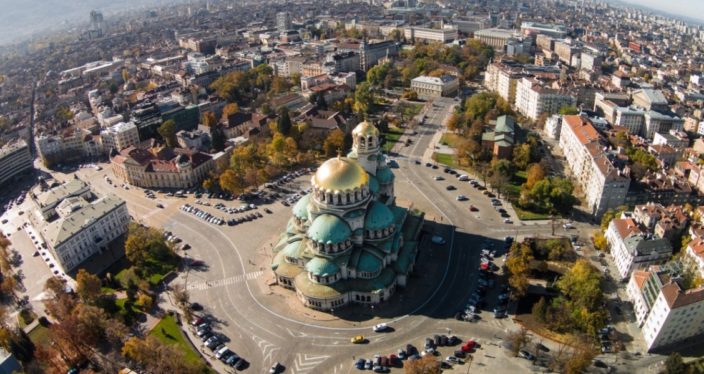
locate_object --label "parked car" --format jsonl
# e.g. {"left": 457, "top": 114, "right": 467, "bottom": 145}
{"left": 519, "top": 350, "right": 536, "bottom": 361}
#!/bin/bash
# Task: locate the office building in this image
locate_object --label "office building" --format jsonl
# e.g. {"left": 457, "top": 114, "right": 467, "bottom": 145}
{"left": 30, "top": 178, "right": 129, "bottom": 273}
{"left": 0, "top": 140, "right": 33, "bottom": 186}
{"left": 410, "top": 75, "right": 459, "bottom": 99}
{"left": 100, "top": 121, "right": 140, "bottom": 154}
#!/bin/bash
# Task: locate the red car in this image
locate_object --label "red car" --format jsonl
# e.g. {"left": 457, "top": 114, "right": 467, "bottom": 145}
{"left": 461, "top": 339, "right": 477, "bottom": 352}
{"left": 469, "top": 205, "right": 479, "bottom": 212}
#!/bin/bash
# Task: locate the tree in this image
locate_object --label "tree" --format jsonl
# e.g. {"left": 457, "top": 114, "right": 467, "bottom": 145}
{"left": 157, "top": 120, "right": 177, "bottom": 148}
{"left": 219, "top": 169, "right": 245, "bottom": 195}
{"left": 367, "top": 62, "right": 391, "bottom": 86}
{"left": 513, "top": 143, "right": 533, "bottom": 170}
{"left": 202, "top": 111, "right": 217, "bottom": 128}
{"left": 446, "top": 113, "right": 462, "bottom": 132}
{"left": 505, "top": 328, "right": 531, "bottom": 357}
{"left": 211, "top": 124, "right": 226, "bottom": 152}
{"left": 559, "top": 106, "right": 580, "bottom": 115}
{"left": 323, "top": 129, "right": 345, "bottom": 157}
{"left": 664, "top": 352, "right": 687, "bottom": 374}
{"left": 221, "top": 103, "right": 239, "bottom": 121}
{"left": 136, "top": 293, "right": 153, "bottom": 310}
{"left": 75, "top": 269, "right": 102, "bottom": 304}
{"left": 506, "top": 242, "right": 534, "bottom": 298}
{"left": 526, "top": 163, "right": 546, "bottom": 189}
{"left": 593, "top": 232, "right": 608, "bottom": 251}
{"left": 404, "top": 354, "right": 441, "bottom": 374}
{"left": 532, "top": 297, "right": 548, "bottom": 322}
{"left": 276, "top": 107, "right": 292, "bottom": 135}
{"left": 353, "top": 82, "right": 375, "bottom": 115}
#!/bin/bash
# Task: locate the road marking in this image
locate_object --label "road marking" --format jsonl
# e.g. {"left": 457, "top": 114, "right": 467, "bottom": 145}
{"left": 292, "top": 353, "right": 329, "bottom": 373}
{"left": 253, "top": 335, "right": 280, "bottom": 367}
{"left": 187, "top": 270, "right": 263, "bottom": 291}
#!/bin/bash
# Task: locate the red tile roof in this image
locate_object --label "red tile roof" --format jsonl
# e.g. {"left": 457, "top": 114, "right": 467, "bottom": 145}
{"left": 612, "top": 217, "right": 642, "bottom": 239}
{"left": 661, "top": 282, "right": 704, "bottom": 309}
{"left": 632, "top": 270, "right": 650, "bottom": 290}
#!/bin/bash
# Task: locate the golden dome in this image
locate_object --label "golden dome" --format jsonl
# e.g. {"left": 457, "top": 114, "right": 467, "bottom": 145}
{"left": 313, "top": 157, "right": 368, "bottom": 192}
{"left": 352, "top": 121, "right": 380, "bottom": 137}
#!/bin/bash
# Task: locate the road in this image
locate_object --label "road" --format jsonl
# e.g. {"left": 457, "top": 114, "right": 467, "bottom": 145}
{"left": 0, "top": 97, "right": 620, "bottom": 374}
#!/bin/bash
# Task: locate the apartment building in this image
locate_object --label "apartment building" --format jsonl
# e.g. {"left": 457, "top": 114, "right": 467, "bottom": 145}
{"left": 628, "top": 264, "right": 704, "bottom": 351}
{"left": 404, "top": 27, "right": 458, "bottom": 43}
{"left": 515, "top": 77, "right": 576, "bottom": 120}
{"left": 410, "top": 75, "right": 459, "bottom": 99}
{"left": 29, "top": 178, "right": 129, "bottom": 273}
{"left": 558, "top": 115, "right": 630, "bottom": 217}
{"left": 613, "top": 106, "right": 645, "bottom": 135}
{"left": 684, "top": 238, "right": 704, "bottom": 278}
{"left": 100, "top": 121, "right": 140, "bottom": 154}
{"left": 606, "top": 217, "right": 673, "bottom": 280}
{"left": 0, "top": 140, "right": 33, "bottom": 186}
{"left": 36, "top": 127, "right": 102, "bottom": 167}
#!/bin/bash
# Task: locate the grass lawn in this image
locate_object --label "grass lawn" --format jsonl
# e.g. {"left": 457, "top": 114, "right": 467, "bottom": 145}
{"left": 28, "top": 324, "right": 51, "bottom": 347}
{"left": 433, "top": 152, "right": 456, "bottom": 167}
{"left": 382, "top": 127, "right": 405, "bottom": 152}
{"left": 150, "top": 314, "right": 203, "bottom": 366}
{"left": 440, "top": 133, "right": 463, "bottom": 148}
{"left": 397, "top": 102, "right": 423, "bottom": 118}
{"left": 513, "top": 205, "right": 551, "bottom": 220}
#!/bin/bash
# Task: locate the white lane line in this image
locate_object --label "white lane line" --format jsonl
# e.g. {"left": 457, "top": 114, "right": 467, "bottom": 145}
{"left": 187, "top": 271, "right": 263, "bottom": 291}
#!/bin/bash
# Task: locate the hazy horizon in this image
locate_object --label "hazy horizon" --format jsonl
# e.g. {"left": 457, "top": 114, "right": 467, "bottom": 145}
{"left": 616, "top": 0, "right": 704, "bottom": 23}
{"left": 0, "top": 0, "right": 186, "bottom": 46}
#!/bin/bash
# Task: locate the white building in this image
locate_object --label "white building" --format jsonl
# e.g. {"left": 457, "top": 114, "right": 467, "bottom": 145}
{"left": 410, "top": 75, "right": 459, "bottom": 99}
{"left": 606, "top": 217, "right": 673, "bottom": 280}
{"left": 474, "top": 28, "right": 521, "bottom": 49}
{"left": 100, "top": 121, "right": 140, "bottom": 154}
{"left": 613, "top": 106, "right": 645, "bottom": 135}
{"left": 0, "top": 140, "right": 33, "bottom": 186}
{"left": 36, "top": 128, "right": 102, "bottom": 166}
{"left": 516, "top": 77, "right": 576, "bottom": 121}
{"left": 684, "top": 238, "right": 704, "bottom": 278}
{"left": 404, "top": 27, "right": 458, "bottom": 43}
{"left": 544, "top": 114, "right": 562, "bottom": 140}
{"left": 30, "top": 178, "right": 129, "bottom": 273}
{"left": 276, "top": 11, "right": 292, "bottom": 32}
{"left": 558, "top": 115, "right": 629, "bottom": 217}
{"left": 628, "top": 265, "right": 704, "bottom": 351}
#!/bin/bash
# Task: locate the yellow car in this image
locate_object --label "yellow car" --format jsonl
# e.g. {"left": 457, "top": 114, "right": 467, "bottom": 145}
{"left": 351, "top": 335, "right": 365, "bottom": 344}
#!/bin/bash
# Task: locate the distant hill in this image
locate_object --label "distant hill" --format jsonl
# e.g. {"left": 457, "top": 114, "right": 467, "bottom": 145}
{"left": 0, "top": 0, "right": 187, "bottom": 46}
{"left": 606, "top": 0, "right": 704, "bottom": 26}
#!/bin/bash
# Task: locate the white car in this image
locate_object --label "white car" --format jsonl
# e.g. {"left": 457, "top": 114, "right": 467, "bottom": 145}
{"left": 503, "top": 218, "right": 513, "bottom": 224}
{"left": 563, "top": 223, "right": 575, "bottom": 229}
{"left": 456, "top": 195, "right": 468, "bottom": 201}
{"left": 372, "top": 323, "right": 388, "bottom": 332}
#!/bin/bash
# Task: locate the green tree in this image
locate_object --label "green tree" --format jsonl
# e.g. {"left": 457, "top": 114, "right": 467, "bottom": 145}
{"left": 219, "top": 169, "right": 245, "bottom": 194}
{"left": 664, "top": 352, "right": 686, "bottom": 374}
{"left": 513, "top": 143, "right": 533, "bottom": 170}
{"left": 277, "top": 107, "right": 292, "bottom": 135}
{"left": 210, "top": 124, "right": 226, "bottom": 152}
{"left": 157, "top": 120, "right": 177, "bottom": 148}
{"left": 532, "top": 297, "right": 548, "bottom": 322}
{"left": 593, "top": 231, "right": 608, "bottom": 251}
{"left": 221, "top": 102, "right": 239, "bottom": 121}
{"left": 367, "top": 62, "right": 391, "bottom": 86}
{"left": 559, "top": 106, "right": 580, "bottom": 115}
{"left": 353, "top": 82, "right": 375, "bottom": 115}
{"left": 506, "top": 242, "right": 534, "bottom": 298}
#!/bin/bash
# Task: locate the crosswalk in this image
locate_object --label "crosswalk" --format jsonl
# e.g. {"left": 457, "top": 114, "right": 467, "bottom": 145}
{"left": 186, "top": 270, "right": 263, "bottom": 291}
{"left": 291, "top": 353, "right": 329, "bottom": 374}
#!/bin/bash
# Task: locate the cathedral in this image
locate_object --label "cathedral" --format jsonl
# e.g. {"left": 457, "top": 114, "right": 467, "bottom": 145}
{"left": 271, "top": 121, "right": 423, "bottom": 311}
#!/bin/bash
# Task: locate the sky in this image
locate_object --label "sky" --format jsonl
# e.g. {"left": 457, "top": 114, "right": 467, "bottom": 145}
{"left": 619, "top": 0, "right": 704, "bottom": 22}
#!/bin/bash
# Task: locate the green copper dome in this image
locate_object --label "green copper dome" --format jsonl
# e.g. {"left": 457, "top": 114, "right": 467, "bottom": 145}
{"left": 293, "top": 194, "right": 310, "bottom": 220}
{"left": 376, "top": 166, "right": 394, "bottom": 184}
{"left": 369, "top": 175, "right": 380, "bottom": 194}
{"left": 307, "top": 214, "right": 351, "bottom": 244}
{"left": 305, "top": 256, "right": 340, "bottom": 277}
{"left": 357, "top": 251, "right": 383, "bottom": 273}
{"left": 365, "top": 201, "right": 395, "bottom": 231}
{"left": 281, "top": 241, "right": 304, "bottom": 259}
